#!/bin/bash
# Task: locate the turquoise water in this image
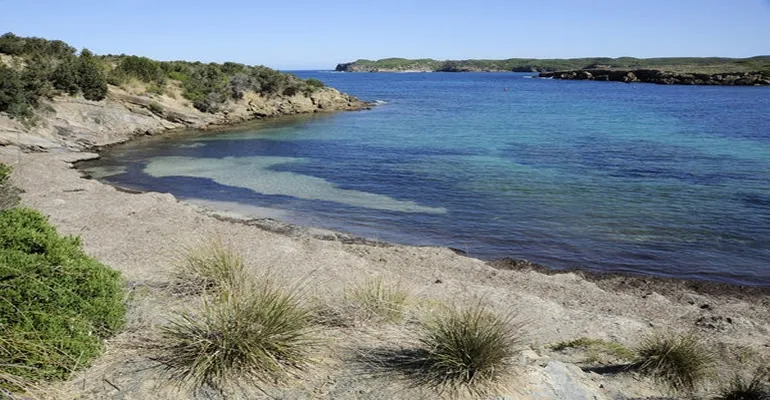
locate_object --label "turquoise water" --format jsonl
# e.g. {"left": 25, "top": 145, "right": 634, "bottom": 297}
{"left": 81, "top": 72, "right": 770, "bottom": 286}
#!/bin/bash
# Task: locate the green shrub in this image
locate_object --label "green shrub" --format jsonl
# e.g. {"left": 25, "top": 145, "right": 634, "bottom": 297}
{"left": 51, "top": 58, "right": 80, "bottom": 95}
{"left": 305, "top": 78, "right": 325, "bottom": 88}
{"left": 0, "top": 208, "right": 126, "bottom": 387}
{"left": 115, "top": 56, "right": 165, "bottom": 84}
{"left": 148, "top": 100, "right": 164, "bottom": 115}
{"left": 154, "top": 278, "right": 315, "bottom": 394}
{"left": 347, "top": 277, "right": 409, "bottom": 323}
{"left": 166, "top": 71, "right": 189, "bottom": 82}
{"left": 0, "top": 163, "right": 10, "bottom": 184}
{"left": 411, "top": 303, "right": 522, "bottom": 395}
{"left": 76, "top": 49, "right": 108, "bottom": 101}
{"left": 0, "top": 64, "right": 32, "bottom": 119}
{"left": 634, "top": 331, "right": 714, "bottom": 393}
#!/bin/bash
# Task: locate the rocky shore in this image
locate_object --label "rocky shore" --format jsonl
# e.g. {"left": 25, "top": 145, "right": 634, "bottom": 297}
{"left": 539, "top": 69, "right": 770, "bottom": 86}
{"left": 0, "top": 84, "right": 370, "bottom": 152}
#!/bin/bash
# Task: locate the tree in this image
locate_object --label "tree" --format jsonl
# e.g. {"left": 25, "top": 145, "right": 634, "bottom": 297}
{"left": 76, "top": 49, "right": 107, "bottom": 101}
{"left": 0, "top": 64, "right": 30, "bottom": 118}
{"left": 52, "top": 57, "right": 80, "bottom": 95}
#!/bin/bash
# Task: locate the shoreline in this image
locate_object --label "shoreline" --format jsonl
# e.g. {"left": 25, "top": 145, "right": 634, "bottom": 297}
{"left": 74, "top": 123, "right": 770, "bottom": 290}
{"left": 2, "top": 86, "right": 769, "bottom": 398}
{"left": 76, "top": 147, "right": 770, "bottom": 293}
{"left": 2, "top": 143, "right": 769, "bottom": 398}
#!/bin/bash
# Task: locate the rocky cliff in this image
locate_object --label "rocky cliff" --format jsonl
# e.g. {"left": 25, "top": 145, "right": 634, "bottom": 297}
{"left": 539, "top": 69, "right": 770, "bottom": 86}
{"left": 0, "top": 85, "right": 369, "bottom": 151}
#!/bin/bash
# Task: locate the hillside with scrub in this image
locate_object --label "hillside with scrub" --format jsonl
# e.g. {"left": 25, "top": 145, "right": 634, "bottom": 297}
{"left": 0, "top": 32, "right": 367, "bottom": 150}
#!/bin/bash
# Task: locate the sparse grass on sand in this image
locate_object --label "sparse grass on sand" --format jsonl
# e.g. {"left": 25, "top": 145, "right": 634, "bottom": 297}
{"left": 153, "top": 279, "right": 315, "bottom": 394}
{"left": 358, "top": 302, "right": 524, "bottom": 396}
{"left": 347, "top": 277, "right": 409, "bottom": 323}
{"left": 155, "top": 242, "right": 315, "bottom": 395}
{"left": 716, "top": 368, "right": 770, "bottom": 400}
{"left": 550, "top": 337, "right": 636, "bottom": 365}
{"left": 633, "top": 331, "right": 715, "bottom": 393}
{"left": 172, "top": 238, "right": 245, "bottom": 294}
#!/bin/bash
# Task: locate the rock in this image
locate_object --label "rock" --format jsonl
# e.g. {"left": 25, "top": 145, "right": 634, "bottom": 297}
{"left": 525, "top": 361, "right": 609, "bottom": 400}
{"left": 539, "top": 69, "right": 769, "bottom": 86}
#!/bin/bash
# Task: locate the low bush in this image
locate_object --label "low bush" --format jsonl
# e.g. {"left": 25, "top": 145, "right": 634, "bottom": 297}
{"left": 634, "top": 331, "right": 714, "bottom": 393}
{"left": 153, "top": 279, "right": 315, "bottom": 394}
{"left": 148, "top": 100, "right": 164, "bottom": 115}
{"left": 0, "top": 208, "right": 125, "bottom": 388}
{"left": 114, "top": 56, "right": 166, "bottom": 85}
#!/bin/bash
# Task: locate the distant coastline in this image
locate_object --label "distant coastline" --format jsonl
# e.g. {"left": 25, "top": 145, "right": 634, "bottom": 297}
{"left": 335, "top": 56, "right": 770, "bottom": 85}
{"left": 540, "top": 68, "right": 770, "bottom": 86}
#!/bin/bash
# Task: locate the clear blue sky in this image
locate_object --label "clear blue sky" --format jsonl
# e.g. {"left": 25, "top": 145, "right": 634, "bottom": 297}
{"left": 2, "top": 0, "right": 769, "bottom": 70}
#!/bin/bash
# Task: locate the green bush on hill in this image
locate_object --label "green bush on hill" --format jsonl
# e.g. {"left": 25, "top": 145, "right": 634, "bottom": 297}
{"left": 0, "top": 33, "right": 110, "bottom": 118}
{"left": 0, "top": 32, "right": 328, "bottom": 118}
{"left": 0, "top": 208, "right": 126, "bottom": 387}
{"left": 111, "top": 55, "right": 166, "bottom": 85}
{"left": 76, "top": 49, "right": 108, "bottom": 101}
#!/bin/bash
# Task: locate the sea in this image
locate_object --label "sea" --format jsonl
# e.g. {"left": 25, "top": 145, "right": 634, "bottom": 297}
{"left": 79, "top": 72, "right": 770, "bottom": 286}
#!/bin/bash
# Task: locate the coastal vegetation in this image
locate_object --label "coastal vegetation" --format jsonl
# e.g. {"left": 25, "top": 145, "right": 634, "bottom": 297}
{"left": 346, "top": 277, "right": 409, "bottom": 323}
{"left": 156, "top": 243, "right": 315, "bottom": 394}
{"left": 716, "top": 369, "right": 770, "bottom": 400}
{"left": 0, "top": 162, "right": 18, "bottom": 210}
{"left": 0, "top": 32, "right": 329, "bottom": 121}
{"left": 633, "top": 331, "right": 715, "bottom": 393}
{"left": 336, "top": 56, "right": 770, "bottom": 74}
{"left": 411, "top": 303, "right": 522, "bottom": 395}
{"left": 0, "top": 207, "right": 126, "bottom": 389}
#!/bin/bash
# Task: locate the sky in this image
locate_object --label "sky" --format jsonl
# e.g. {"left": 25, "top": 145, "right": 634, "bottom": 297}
{"left": 1, "top": 0, "right": 769, "bottom": 70}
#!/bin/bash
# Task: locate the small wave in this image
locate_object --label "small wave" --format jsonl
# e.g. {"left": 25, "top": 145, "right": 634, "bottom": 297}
{"left": 373, "top": 100, "right": 388, "bottom": 105}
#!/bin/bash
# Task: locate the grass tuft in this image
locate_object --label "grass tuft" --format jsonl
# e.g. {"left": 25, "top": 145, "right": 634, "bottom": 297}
{"left": 153, "top": 279, "right": 315, "bottom": 394}
{"left": 716, "top": 368, "right": 770, "bottom": 400}
{"left": 0, "top": 162, "right": 20, "bottom": 210}
{"left": 173, "top": 239, "right": 244, "bottom": 294}
{"left": 633, "top": 331, "right": 714, "bottom": 393}
{"left": 357, "top": 303, "right": 523, "bottom": 395}
{"left": 346, "top": 277, "right": 409, "bottom": 323}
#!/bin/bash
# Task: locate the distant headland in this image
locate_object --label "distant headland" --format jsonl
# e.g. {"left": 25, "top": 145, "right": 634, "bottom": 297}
{"left": 335, "top": 57, "right": 770, "bottom": 85}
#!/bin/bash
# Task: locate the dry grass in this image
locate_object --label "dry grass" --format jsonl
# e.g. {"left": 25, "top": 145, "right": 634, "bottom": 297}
{"left": 347, "top": 277, "right": 409, "bottom": 323}
{"left": 152, "top": 278, "right": 315, "bottom": 395}
{"left": 172, "top": 239, "right": 245, "bottom": 294}
{"left": 716, "top": 368, "right": 770, "bottom": 400}
{"left": 357, "top": 302, "right": 524, "bottom": 396}
{"left": 550, "top": 337, "right": 636, "bottom": 365}
{"left": 634, "top": 331, "right": 715, "bottom": 393}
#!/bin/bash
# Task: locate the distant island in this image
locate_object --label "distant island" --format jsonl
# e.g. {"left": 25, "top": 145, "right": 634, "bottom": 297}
{"left": 335, "top": 57, "right": 770, "bottom": 85}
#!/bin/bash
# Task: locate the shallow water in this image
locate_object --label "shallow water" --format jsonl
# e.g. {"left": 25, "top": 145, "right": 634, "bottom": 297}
{"left": 81, "top": 72, "right": 770, "bottom": 286}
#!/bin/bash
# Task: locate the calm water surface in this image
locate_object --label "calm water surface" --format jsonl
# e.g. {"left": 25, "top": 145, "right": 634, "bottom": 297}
{"left": 81, "top": 72, "right": 770, "bottom": 286}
